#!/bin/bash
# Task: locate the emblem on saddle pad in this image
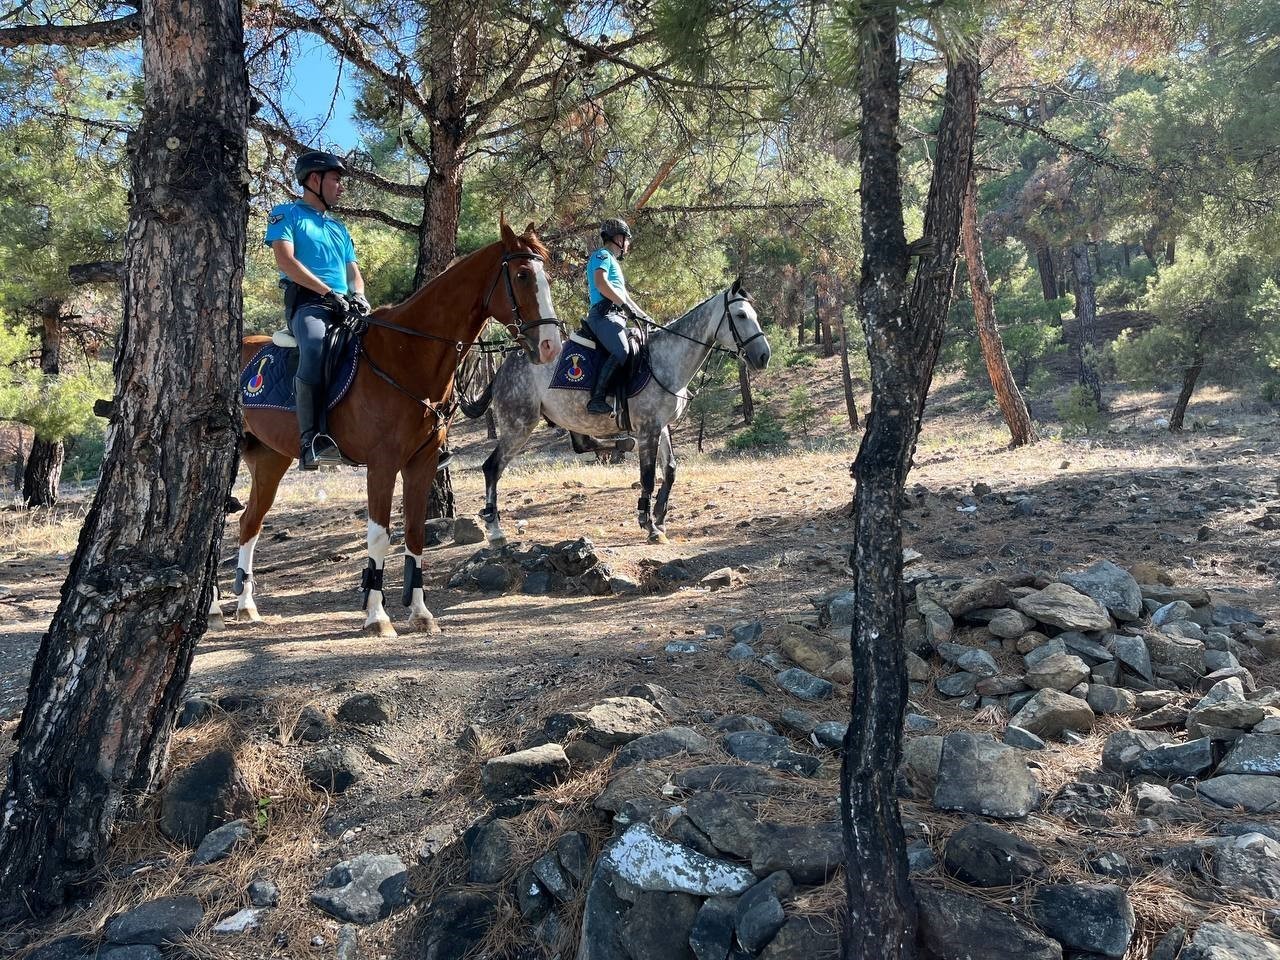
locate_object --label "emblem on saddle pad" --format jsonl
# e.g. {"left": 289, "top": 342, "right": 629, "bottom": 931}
{"left": 565, "top": 353, "right": 586, "bottom": 382}
{"left": 244, "top": 354, "right": 273, "bottom": 397}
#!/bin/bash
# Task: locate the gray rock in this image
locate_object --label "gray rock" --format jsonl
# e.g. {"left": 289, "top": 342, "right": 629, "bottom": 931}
{"left": 1004, "top": 726, "right": 1046, "bottom": 750}
{"left": 779, "top": 708, "right": 817, "bottom": 736}
{"left": 545, "top": 696, "right": 666, "bottom": 747}
{"left": 936, "top": 672, "right": 978, "bottom": 697}
{"left": 901, "top": 735, "right": 944, "bottom": 798}
{"left": 721, "top": 732, "right": 819, "bottom": 776}
{"left": 212, "top": 907, "right": 264, "bottom": 934}
{"left": 905, "top": 651, "right": 931, "bottom": 681}
{"left": 336, "top": 925, "right": 359, "bottom": 960}
{"left": 558, "top": 832, "right": 590, "bottom": 883}
{"left": 1086, "top": 685, "right": 1135, "bottom": 715}
{"left": 1023, "top": 636, "right": 1067, "bottom": 666}
{"left": 907, "top": 839, "right": 937, "bottom": 872}
{"left": 291, "top": 704, "right": 333, "bottom": 742}
{"left": 775, "top": 668, "right": 834, "bottom": 701}
{"left": 1153, "top": 600, "right": 1195, "bottom": 626}
{"left": 1101, "top": 729, "right": 1177, "bottom": 777}
{"left": 627, "top": 683, "right": 684, "bottom": 718}
{"left": 27, "top": 936, "right": 95, "bottom": 960}
{"left": 158, "top": 750, "right": 252, "bottom": 846}
{"left": 98, "top": 949, "right": 163, "bottom": 960}
{"left": 248, "top": 878, "right": 279, "bottom": 906}
{"left": 310, "top": 853, "right": 409, "bottom": 924}
{"left": 671, "top": 764, "right": 786, "bottom": 797}
{"left": 1106, "top": 633, "right": 1153, "bottom": 682}
{"left": 905, "top": 713, "right": 940, "bottom": 732}
{"left": 1218, "top": 734, "right": 1280, "bottom": 776}
{"left": 712, "top": 714, "right": 776, "bottom": 735}
{"left": 604, "top": 824, "right": 757, "bottom": 896}
{"left": 1212, "top": 832, "right": 1280, "bottom": 899}
{"left": 1212, "top": 604, "right": 1266, "bottom": 627}
{"left": 1015, "top": 582, "right": 1113, "bottom": 632}
{"left": 452, "top": 516, "right": 486, "bottom": 545}
{"left": 418, "top": 889, "right": 497, "bottom": 960}
{"left": 684, "top": 792, "right": 761, "bottom": 859}
{"left": 482, "top": 743, "right": 570, "bottom": 798}
{"left": 1061, "top": 561, "right": 1143, "bottom": 621}
{"left": 1010, "top": 689, "right": 1095, "bottom": 739}
{"left": 666, "top": 640, "right": 705, "bottom": 655}
{"left": 1151, "top": 928, "right": 1186, "bottom": 960}
{"left": 177, "top": 696, "right": 217, "bottom": 728}
{"left": 532, "top": 850, "right": 575, "bottom": 902}
{"left": 467, "top": 819, "right": 515, "bottom": 883}
{"left": 304, "top": 745, "right": 368, "bottom": 794}
{"left": 734, "top": 872, "right": 789, "bottom": 953}
{"left": 621, "top": 891, "right": 699, "bottom": 960}
{"left": 989, "top": 609, "right": 1036, "bottom": 639}
{"left": 942, "top": 578, "right": 1014, "bottom": 617}
{"left": 943, "top": 822, "right": 1047, "bottom": 887}
{"left": 727, "top": 642, "right": 755, "bottom": 661}
{"left": 1180, "top": 921, "right": 1280, "bottom": 960}
{"left": 517, "top": 868, "right": 551, "bottom": 922}
{"left": 757, "top": 915, "right": 840, "bottom": 960}
{"left": 933, "top": 732, "right": 1042, "bottom": 819}
{"left": 1133, "top": 738, "right": 1214, "bottom": 779}
{"left": 105, "top": 896, "right": 205, "bottom": 945}
{"left": 1133, "top": 782, "right": 1199, "bottom": 820}
{"left": 689, "top": 896, "right": 736, "bottom": 960}
{"left": 1025, "top": 653, "right": 1091, "bottom": 691}
{"left": 812, "top": 721, "right": 847, "bottom": 749}
{"left": 750, "top": 822, "right": 843, "bottom": 884}
{"left": 1031, "top": 883, "right": 1135, "bottom": 957}
{"left": 1198, "top": 775, "right": 1280, "bottom": 813}
{"left": 916, "top": 885, "right": 1062, "bottom": 960}
{"left": 337, "top": 692, "right": 397, "bottom": 725}
{"left": 955, "top": 648, "right": 999, "bottom": 677}
{"left": 1061, "top": 632, "right": 1115, "bottom": 663}
{"left": 1146, "top": 633, "right": 1207, "bottom": 686}
{"left": 614, "top": 727, "right": 711, "bottom": 769}
{"left": 1133, "top": 703, "right": 1191, "bottom": 729}
{"left": 192, "top": 819, "right": 252, "bottom": 865}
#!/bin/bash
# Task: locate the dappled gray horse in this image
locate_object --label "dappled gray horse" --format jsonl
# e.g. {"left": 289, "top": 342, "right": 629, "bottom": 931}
{"left": 468, "top": 278, "right": 770, "bottom": 544}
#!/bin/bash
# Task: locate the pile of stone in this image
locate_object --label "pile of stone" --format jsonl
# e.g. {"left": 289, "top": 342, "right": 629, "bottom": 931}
{"left": 447, "top": 537, "right": 641, "bottom": 596}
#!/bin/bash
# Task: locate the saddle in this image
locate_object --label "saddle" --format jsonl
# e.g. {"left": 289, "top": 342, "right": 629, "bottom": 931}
{"left": 240, "top": 322, "right": 361, "bottom": 418}
{"left": 551, "top": 328, "right": 651, "bottom": 432}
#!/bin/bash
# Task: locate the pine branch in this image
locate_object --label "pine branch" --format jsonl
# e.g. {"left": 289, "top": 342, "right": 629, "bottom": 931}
{"left": 0, "top": 12, "right": 139, "bottom": 49}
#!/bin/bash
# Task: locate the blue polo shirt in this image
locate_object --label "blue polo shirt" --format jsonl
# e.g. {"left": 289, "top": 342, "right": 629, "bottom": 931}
{"left": 586, "top": 247, "right": 625, "bottom": 306}
{"left": 264, "top": 200, "right": 357, "bottom": 294}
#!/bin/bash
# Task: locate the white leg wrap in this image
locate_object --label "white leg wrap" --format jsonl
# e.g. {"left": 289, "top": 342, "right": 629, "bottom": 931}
{"left": 364, "top": 521, "right": 392, "bottom": 629}
{"left": 486, "top": 516, "right": 507, "bottom": 544}
{"left": 236, "top": 534, "right": 259, "bottom": 616}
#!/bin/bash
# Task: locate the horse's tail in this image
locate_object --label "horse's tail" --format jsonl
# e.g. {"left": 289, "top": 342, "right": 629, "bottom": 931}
{"left": 459, "top": 377, "right": 494, "bottom": 419}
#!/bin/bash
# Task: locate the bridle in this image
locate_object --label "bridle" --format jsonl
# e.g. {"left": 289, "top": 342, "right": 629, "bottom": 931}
{"left": 483, "top": 251, "right": 567, "bottom": 350}
{"left": 719, "top": 290, "right": 767, "bottom": 357}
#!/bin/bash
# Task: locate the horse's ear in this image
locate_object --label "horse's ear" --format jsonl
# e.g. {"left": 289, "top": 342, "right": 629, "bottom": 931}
{"left": 524, "top": 221, "right": 537, "bottom": 236}
{"left": 732, "top": 275, "right": 742, "bottom": 293}
{"left": 499, "top": 214, "right": 517, "bottom": 246}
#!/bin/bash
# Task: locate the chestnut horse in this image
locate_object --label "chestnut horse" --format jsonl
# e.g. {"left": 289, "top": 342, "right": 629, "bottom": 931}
{"left": 219, "top": 219, "right": 563, "bottom": 637}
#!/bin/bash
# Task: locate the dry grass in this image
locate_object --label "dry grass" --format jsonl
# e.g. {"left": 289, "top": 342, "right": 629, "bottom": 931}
{"left": 0, "top": 499, "right": 90, "bottom": 557}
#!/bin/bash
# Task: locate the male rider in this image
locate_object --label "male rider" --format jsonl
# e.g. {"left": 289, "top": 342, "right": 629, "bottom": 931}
{"left": 266, "top": 151, "right": 370, "bottom": 470}
{"left": 585, "top": 218, "right": 652, "bottom": 415}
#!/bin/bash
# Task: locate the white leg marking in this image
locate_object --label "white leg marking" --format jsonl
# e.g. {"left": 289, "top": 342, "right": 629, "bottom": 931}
{"left": 486, "top": 516, "right": 507, "bottom": 545}
{"left": 406, "top": 549, "right": 432, "bottom": 621}
{"left": 208, "top": 582, "right": 225, "bottom": 632}
{"left": 236, "top": 533, "right": 260, "bottom": 620}
{"left": 364, "top": 521, "right": 394, "bottom": 634}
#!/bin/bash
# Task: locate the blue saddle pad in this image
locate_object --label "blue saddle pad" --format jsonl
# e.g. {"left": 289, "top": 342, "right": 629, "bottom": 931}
{"left": 240, "top": 342, "right": 360, "bottom": 412}
{"left": 549, "top": 338, "right": 651, "bottom": 396}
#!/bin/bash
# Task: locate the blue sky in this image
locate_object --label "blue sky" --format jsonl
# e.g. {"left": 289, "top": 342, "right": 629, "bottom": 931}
{"left": 282, "top": 38, "right": 361, "bottom": 151}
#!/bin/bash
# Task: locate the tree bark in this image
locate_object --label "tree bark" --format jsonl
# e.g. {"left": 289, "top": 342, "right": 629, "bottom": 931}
{"left": 738, "top": 359, "right": 754, "bottom": 424}
{"left": 961, "top": 176, "right": 1037, "bottom": 448}
{"left": 0, "top": 0, "right": 247, "bottom": 922}
{"left": 836, "top": 301, "right": 860, "bottom": 431}
{"left": 428, "top": 467, "right": 456, "bottom": 521}
{"left": 816, "top": 255, "right": 837, "bottom": 357}
{"left": 23, "top": 301, "right": 66, "bottom": 507}
{"left": 413, "top": 147, "right": 464, "bottom": 288}
{"left": 1164, "top": 237, "right": 1176, "bottom": 265}
{"left": 1069, "top": 241, "right": 1103, "bottom": 408}
{"left": 841, "top": 8, "right": 977, "bottom": 948}
{"left": 1122, "top": 242, "right": 1130, "bottom": 270}
{"left": 1169, "top": 337, "right": 1203, "bottom": 432}
{"left": 1035, "top": 244, "right": 1058, "bottom": 300}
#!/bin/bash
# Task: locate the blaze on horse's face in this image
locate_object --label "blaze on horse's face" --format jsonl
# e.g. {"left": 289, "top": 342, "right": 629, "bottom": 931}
{"left": 498, "top": 219, "right": 563, "bottom": 364}
{"left": 721, "top": 278, "right": 771, "bottom": 371}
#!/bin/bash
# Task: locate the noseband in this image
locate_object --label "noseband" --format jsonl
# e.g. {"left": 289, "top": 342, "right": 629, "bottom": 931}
{"left": 484, "top": 251, "right": 566, "bottom": 349}
{"left": 720, "top": 291, "right": 766, "bottom": 357}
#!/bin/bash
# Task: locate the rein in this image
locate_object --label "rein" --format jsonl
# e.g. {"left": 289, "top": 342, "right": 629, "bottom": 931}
{"left": 640, "top": 291, "right": 762, "bottom": 401}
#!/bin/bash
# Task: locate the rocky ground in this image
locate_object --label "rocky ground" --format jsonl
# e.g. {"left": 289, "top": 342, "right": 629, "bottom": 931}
{"left": 1, "top": 381, "right": 1279, "bottom": 960}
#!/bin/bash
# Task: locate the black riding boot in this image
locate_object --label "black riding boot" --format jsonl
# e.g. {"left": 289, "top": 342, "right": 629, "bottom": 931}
{"left": 295, "top": 378, "right": 339, "bottom": 470}
{"left": 587, "top": 355, "right": 622, "bottom": 415}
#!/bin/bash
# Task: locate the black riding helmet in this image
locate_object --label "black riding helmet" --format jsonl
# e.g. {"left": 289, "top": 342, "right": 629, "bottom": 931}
{"left": 600, "top": 217, "right": 632, "bottom": 243}
{"left": 294, "top": 151, "right": 347, "bottom": 210}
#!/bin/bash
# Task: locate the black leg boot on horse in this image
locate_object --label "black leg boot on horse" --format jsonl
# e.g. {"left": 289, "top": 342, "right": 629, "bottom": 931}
{"left": 295, "top": 377, "right": 341, "bottom": 470}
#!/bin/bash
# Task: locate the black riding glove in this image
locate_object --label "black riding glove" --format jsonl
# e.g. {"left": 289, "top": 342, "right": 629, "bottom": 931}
{"left": 322, "top": 290, "right": 350, "bottom": 319}
{"left": 349, "top": 292, "right": 371, "bottom": 316}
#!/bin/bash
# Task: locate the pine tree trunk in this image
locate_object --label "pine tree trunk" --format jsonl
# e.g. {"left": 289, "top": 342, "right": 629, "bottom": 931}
{"left": 428, "top": 466, "right": 456, "bottom": 521}
{"left": 816, "top": 256, "right": 837, "bottom": 357}
{"left": 0, "top": 0, "right": 247, "bottom": 922}
{"left": 1035, "top": 244, "right": 1058, "bottom": 300}
{"left": 738, "top": 359, "right": 754, "bottom": 424}
{"left": 1069, "top": 242, "right": 1103, "bottom": 408}
{"left": 837, "top": 307, "right": 860, "bottom": 431}
{"left": 961, "top": 176, "right": 1036, "bottom": 448}
{"left": 1122, "top": 242, "right": 1130, "bottom": 270}
{"left": 413, "top": 151, "right": 463, "bottom": 289}
{"left": 1165, "top": 237, "right": 1176, "bottom": 265}
{"left": 23, "top": 302, "right": 66, "bottom": 507}
{"left": 842, "top": 26, "right": 978, "bottom": 958}
{"left": 1169, "top": 339, "right": 1203, "bottom": 432}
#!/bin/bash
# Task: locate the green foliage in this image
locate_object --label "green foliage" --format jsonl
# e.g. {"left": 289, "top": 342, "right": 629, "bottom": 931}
{"left": 727, "top": 406, "right": 789, "bottom": 451}
{"left": 0, "top": 318, "right": 111, "bottom": 443}
{"left": 1055, "top": 385, "right": 1105, "bottom": 435}
{"left": 785, "top": 385, "right": 819, "bottom": 440}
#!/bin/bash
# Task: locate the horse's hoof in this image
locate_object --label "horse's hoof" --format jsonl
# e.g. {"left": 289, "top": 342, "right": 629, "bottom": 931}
{"left": 207, "top": 614, "right": 226, "bottom": 633}
{"left": 407, "top": 615, "right": 440, "bottom": 636}
{"left": 649, "top": 530, "right": 669, "bottom": 545}
{"left": 487, "top": 536, "right": 507, "bottom": 548}
{"left": 363, "top": 619, "right": 398, "bottom": 639}
{"left": 234, "top": 607, "right": 262, "bottom": 623}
